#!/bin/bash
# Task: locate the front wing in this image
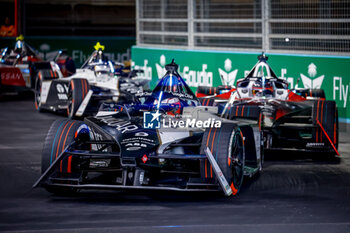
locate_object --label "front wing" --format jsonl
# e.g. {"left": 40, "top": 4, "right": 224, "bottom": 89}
{"left": 33, "top": 140, "right": 225, "bottom": 193}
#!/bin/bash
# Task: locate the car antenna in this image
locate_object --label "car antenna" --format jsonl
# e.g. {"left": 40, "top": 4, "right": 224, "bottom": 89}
{"left": 258, "top": 52, "right": 268, "bottom": 61}
{"left": 165, "top": 58, "right": 178, "bottom": 73}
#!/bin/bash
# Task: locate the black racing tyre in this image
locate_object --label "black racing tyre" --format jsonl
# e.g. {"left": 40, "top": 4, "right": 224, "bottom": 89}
{"left": 34, "top": 72, "right": 43, "bottom": 112}
{"left": 200, "top": 123, "right": 245, "bottom": 195}
{"left": 197, "top": 86, "right": 217, "bottom": 96}
{"left": 225, "top": 104, "right": 263, "bottom": 169}
{"left": 308, "top": 89, "right": 326, "bottom": 99}
{"left": 335, "top": 107, "right": 339, "bottom": 149}
{"left": 37, "top": 69, "right": 59, "bottom": 80}
{"left": 312, "top": 100, "right": 338, "bottom": 153}
{"left": 199, "top": 97, "right": 215, "bottom": 106}
{"left": 225, "top": 104, "right": 261, "bottom": 121}
{"left": 67, "top": 78, "right": 90, "bottom": 119}
{"left": 42, "top": 119, "right": 83, "bottom": 194}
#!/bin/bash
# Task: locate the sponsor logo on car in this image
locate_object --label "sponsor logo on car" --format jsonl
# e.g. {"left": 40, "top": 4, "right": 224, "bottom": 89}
{"left": 135, "top": 132, "right": 149, "bottom": 137}
{"left": 0, "top": 68, "right": 26, "bottom": 86}
{"left": 306, "top": 142, "right": 325, "bottom": 147}
{"left": 1, "top": 72, "right": 21, "bottom": 80}
{"left": 56, "top": 83, "right": 69, "bottom": 100}
{"left": 96, "top": 116, "right": 139, "bottom": 133}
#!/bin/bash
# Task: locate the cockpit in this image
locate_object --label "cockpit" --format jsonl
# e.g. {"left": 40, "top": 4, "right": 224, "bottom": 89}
{"left": 1, "top": 38, "right": 39, "bottom": 65}
{"left": 94, "top": 64, "right": 114, "bottom": 82}
{"left": 143, "top": 60, "right": 200, "bottom": 115}
{"left": 236, "top": 54, "right": 289, "bottom": 100}
{"left": 97, "top": 60, "right": 200, "bottom": 117}
{"left": 81, "top": 49, "right": 115, "bottom": 82}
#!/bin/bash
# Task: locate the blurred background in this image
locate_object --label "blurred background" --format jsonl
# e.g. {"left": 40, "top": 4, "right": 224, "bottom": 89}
{"left": 0, "top": 0, "right": 136, "bottom": 66}
{"left": 136, "top": 0, "right": 350, "bottom": 54}
{"left": 1, "top": 0, "right": 349, "bottom": 56}
{"left": 0, "top": 0, "right": 135, "bottom": 36}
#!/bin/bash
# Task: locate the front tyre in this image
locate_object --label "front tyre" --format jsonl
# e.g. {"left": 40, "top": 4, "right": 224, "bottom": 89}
{"left": 67, "top": 78, "right": 90, "bottom": 119}
{"left": 200, "top": 123, "right": 245, "bottom": 195}
{"left": 41, "top": 119, "right": 83, "bottom": 194}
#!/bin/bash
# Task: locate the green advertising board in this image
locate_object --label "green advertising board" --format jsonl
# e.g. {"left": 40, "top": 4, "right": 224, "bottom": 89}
{"left": 1, "top": 36, "right": 135, "bottom": 67}
{"left": 131, "top": 46, "right": 350, "bottom": 122}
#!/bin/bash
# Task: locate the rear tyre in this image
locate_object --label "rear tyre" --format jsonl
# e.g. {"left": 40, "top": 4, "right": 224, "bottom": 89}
{"left": 200, "top": 124, "right": 245, "bottom": 195}
{"left": 308, "top": 89, "right": 325, "bottom": 99}
{"left": 225, "top": 104, "right": 261, "bottom": 121}
{"left": 67, "top": 78, "right": 90, "bottom": 119}
{"left": 199, "top": 97, "right": 215, "bottom": 106}
{"left": 42, "top": 119, "right": 83, "bottom": 194}
{"left": 196, "top": 86, "right": 217, "bottom": 96}
{"left": 312, "top": 100, "right": 338, "bottom": 155}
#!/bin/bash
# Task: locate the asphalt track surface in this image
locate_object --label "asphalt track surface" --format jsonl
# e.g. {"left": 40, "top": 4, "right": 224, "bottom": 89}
{"left": 0, "top": 93, "right": 350, "bottom": 233}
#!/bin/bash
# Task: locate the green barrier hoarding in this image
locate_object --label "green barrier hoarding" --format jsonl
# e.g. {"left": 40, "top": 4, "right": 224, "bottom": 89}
{"left": 131, "top": 46, "right": 350, "bottom": 122}
{"left": 1, "top": 36, "right": 135, "bottom": 67}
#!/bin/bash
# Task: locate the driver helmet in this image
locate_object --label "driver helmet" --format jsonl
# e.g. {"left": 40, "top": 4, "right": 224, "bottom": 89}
{"left": 251, "top": 79, "right": 274, "bottom": 97}
{"left": 94, "top": 64, "right": 112, "bottom": 82}
{"left": 153, "top": 97, "right": 182, "bottom": 116}
{"left": 14, "top": 40, "right": 24, "bottom": 54}
{"left": 251, "top": 80, "right": 263, "bottom": 97}
{"left": 91, "top": 49, "right": 107, "bottom": 64}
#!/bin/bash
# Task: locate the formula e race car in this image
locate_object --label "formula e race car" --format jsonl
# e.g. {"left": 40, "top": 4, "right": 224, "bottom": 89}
{"left": 0, "top": 36, "right": 68, "bottom": 93}
{"left": 196, "top": 54, "right": 339, "bottom": 156}
{"left": 33, "top": 60, "right": 263, "bottom": 196}
{"left": 34, "top": 44, "right": 147, "bottom": 118}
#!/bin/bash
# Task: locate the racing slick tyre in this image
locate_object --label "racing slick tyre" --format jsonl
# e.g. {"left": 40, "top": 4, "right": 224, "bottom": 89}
{"left": 67, "top": 78, "right": 90, "bottom": 119}
{"left": 225, "top": 104, "right": 261, "bottom": 121}
{"left": 41, "top": 119, "right": 83, "bottom": 194}
{"left": 200, "top": 123, "right": 245, "bottom": 195}
{"left": 199, "top": 97, "right": 215, "bottom": 106}
{"left": 308, "top": 89, "right": 326, "bottom": 99}
{"left": 34, "top": 70, "right": 60, "bottom": 112}
{"left": 312, "top": 100, "right": 338, "bottom": 154}
{"left": 197, "top": 86, "right": 217, "bottom": 96}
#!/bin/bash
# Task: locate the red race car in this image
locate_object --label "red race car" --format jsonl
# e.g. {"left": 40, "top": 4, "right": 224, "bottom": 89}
{"left": 197, "top": 54, "right": 338, "bottom": 157}
{"left": 0, "top": 36, "right": 71, "bottom": 93}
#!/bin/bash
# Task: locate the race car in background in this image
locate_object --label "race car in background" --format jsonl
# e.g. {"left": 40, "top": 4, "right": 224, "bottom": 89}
{"left": 34, "top": 43, "right": 147, "bottom": 118}
{"left": 196, "top": 54, "right": 339, "bottom": 156}
{"left": 0, "top": 35, "right": 70, "bottom": 93}
{"left": 53, "top": 49, "right": 76, "bottom": 77}
{"left": 33, "top": 60, "right": 263, "bottom": 196}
